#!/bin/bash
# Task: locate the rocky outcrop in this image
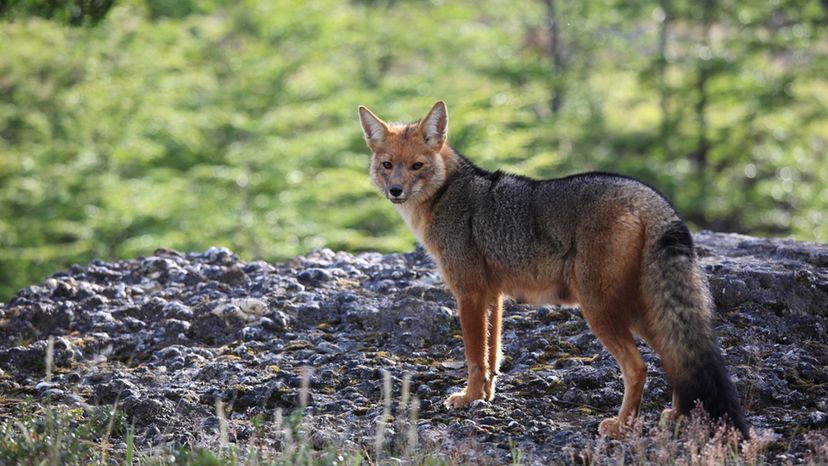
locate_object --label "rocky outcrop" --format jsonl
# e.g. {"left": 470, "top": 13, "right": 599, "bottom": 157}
{"left": 0, "top": 233, "right": 826, "bottom": 463}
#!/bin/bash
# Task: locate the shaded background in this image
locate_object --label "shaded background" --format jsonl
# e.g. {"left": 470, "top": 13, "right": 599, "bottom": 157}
{"left": 1, "top": 0, "right": 826, "bottom": 300}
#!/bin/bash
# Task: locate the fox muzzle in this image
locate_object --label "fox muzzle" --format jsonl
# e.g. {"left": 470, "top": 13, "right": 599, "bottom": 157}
{"left": 388, "top": 185, "right": 406, "bottom": 203}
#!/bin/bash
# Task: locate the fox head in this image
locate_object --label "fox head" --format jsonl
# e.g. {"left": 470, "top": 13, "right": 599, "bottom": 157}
{"left": 358, "top": 101, "right": 451, "bottom": 205}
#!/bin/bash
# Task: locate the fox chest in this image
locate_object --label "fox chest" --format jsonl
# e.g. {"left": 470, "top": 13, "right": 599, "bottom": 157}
{"left": 395, "top": 204, "right": 432, "bottom": 251}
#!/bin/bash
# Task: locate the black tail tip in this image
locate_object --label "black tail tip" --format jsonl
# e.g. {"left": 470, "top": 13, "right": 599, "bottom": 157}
{"left": 676, "top": 350, "right": 750, "bottom": 438}
{"left": 679, "top": 400, "right": 750, "bottom": 439}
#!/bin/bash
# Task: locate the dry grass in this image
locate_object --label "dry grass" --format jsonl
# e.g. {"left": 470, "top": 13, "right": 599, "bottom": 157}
{"left": 2, "top": 348, "right": 827, "bottom": 465}
{"left": 568, "top": 405, "right": 826, "bottom": 466}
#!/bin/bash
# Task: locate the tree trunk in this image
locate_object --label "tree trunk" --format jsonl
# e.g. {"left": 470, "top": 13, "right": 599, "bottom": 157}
{"left": 543, "top": 0, "right": 565, "bottom": 115}
{"left": 694, "top": 0, "right": 715, "bottom": 223}
{"left": 657, "top": 0, "right": 673, "bottom": 162}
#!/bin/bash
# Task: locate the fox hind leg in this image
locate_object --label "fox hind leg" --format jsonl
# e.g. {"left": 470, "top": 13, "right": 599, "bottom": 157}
{"left": 581, "top": 308, "right": 647, "bottom": 439}
{"left": 660, "top": 390, "right": 680, "bottom": 424}
{"left": 599, "top": 331, "right": 646, "bottom": 439}
{"left": 574, "top": 209, "right": 648, "bottom": 437}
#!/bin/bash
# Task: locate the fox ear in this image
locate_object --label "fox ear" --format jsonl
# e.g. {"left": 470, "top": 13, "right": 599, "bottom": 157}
{"left": 358, "top": 106, "right": 389, "bottom": 150}
{"left": 418, "top": 100, "right": 448, "bottom": 149}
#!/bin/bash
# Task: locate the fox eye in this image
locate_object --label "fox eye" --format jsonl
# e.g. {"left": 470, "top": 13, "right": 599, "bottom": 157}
{"left": 411, "top": 162, "right": 424, "bottom": 170}
{"left": 382, "top": 162, "right": 393, "bottom": 169}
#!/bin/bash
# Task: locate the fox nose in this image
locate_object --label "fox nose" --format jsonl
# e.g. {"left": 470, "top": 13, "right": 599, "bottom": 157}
{"left": 389, "top": 186, "right": 403, "bottom": 197}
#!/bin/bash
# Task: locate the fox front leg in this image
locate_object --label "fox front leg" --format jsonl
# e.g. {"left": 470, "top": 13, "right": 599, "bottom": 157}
{"left": 483, "top": 294, "right": 503, "bottom": 401}
{"left": 445, "top": 293, "right": 490, "bottom": 408}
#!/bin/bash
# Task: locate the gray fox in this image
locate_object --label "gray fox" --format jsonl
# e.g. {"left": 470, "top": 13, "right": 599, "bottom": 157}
{"left": 358, "top": 101, "right": 748, "bottom": 438}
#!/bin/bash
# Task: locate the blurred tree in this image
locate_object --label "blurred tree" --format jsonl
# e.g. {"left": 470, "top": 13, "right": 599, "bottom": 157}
{"left": 0, "top": 0, "right": 116, "bottom": 25}
{"left": 0, "top": 0, "right": 825, "bottom": 300}
{"left": 542, "top": 0, "right": 566, "bottom": 115}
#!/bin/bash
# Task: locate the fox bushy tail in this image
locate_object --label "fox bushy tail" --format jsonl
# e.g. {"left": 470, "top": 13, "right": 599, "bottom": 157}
{"left": 642, "top": 219, "right": 749, "bottom": 437}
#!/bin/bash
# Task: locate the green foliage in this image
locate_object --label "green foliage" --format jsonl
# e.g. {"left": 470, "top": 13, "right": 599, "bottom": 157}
{"left": 0, "top": 0, "right": 826, "bottom": 300}
{"left": 0, "top": 0, "right": 116, "bottom": 25}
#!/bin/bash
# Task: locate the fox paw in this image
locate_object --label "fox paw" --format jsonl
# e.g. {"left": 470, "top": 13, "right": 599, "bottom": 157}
{"left": 444, "top": 390, "right": 483, "bottom": 409}
{"left": 598, "top": 418, "right": 625, "bottom": 439}
{"left": 660, "top": 408, "right": 678, "bottom": 424}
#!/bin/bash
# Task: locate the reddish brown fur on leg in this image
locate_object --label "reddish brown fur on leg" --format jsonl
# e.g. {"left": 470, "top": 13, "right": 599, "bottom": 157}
{"left": 593, "top": 326, "right": 647, "bottom": 439}
{"left": 484, "top": 294, "right": 503, "bottom": 400}
{"left": 445, "top": 292, "right": 491, "bottom": 408}
{"left": 574, "top": 210, "right": 648, "bottom": 438}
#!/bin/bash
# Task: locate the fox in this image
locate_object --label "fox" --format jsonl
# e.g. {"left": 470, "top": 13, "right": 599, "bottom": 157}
{"left": 357, "top": 101, "right": 749, "bottom": 438}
